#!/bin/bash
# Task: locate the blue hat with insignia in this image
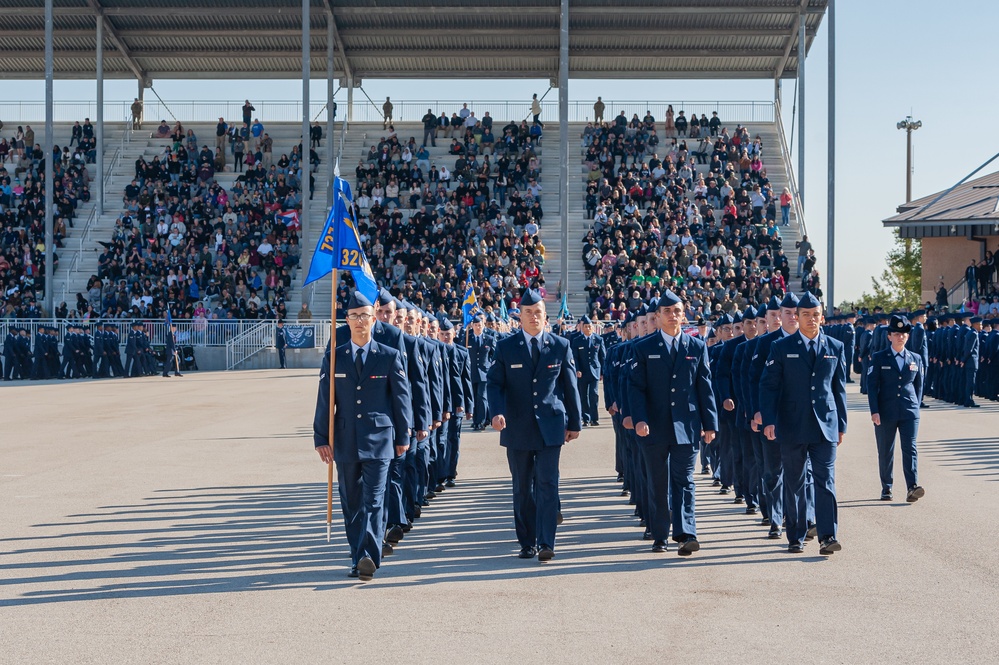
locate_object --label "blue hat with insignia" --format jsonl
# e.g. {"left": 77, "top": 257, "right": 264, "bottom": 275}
{"left": 579, "top": 315, "right": 592, "bottom": 324}
{"left": 971, "top": 316, "right": 983, "bottom": 324}
{"left": 743, "top": 306, "right": 757, "bottom": 320}
{"left": 637, "top": 304, "right": 649, "bottom": 316}
{"left": 657, "top": 289, "right": 682, "bottom": 309}
{"left": 719, "top": 313, "right": 733, "bottom": 326}
{"left": 767, "top": 295, "right": 782, "bottom": 311}
{"left": 779, "top": 292, "right": 800, "bottom": 308}
{"left": 471, "top": 312, "right": 484, "bottom": 322}
{"left": 797, "top": 292, "right": 821, "bottom": 309}
{"left": 376, "top": 288, "right": 394, "bottom": 306}
{"left": 440, "top": 318, "right": 455, "bottom": 330}
{"left": 731, "top": 311, "right": 743, "bottom": 324}
{"left": 888, "top": 314, "right": 912, "bottom": 333}
{"left": 707, "top": 328, "right": 716, "bottom": 339}
{"left": 485, "top": 313, "right": 496, "bottom": 322}
{"left": 520, "top": 289, "right": 544, "bottom": 307}
{"left": 347, "top": 290, "right": 374, "bottom": 310}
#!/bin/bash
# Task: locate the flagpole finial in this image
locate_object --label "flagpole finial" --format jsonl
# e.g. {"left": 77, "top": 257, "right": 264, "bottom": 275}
{"left": 334, "top": 159, "right": 340, "bottom": 178}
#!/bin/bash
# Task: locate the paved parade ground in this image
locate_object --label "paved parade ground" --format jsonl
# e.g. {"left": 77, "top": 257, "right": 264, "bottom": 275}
{"left": 2, "top": 369, "right": 998, "bottom": 663}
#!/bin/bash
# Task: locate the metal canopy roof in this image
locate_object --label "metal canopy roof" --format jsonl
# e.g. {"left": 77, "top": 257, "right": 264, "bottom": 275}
{"left": 884, "top": 170, "right": 999, "bottom": 228}
{"left": 0, "top": 0, "right": 826, "bottom": 81}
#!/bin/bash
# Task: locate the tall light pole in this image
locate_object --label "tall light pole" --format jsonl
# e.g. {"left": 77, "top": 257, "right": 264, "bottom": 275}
{"left": 897, "top": 115, "right": 922, "bottom": 253}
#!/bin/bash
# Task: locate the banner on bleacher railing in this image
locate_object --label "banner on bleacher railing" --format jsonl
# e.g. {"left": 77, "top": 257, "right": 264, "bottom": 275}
{"left": 283, "top": 325, "right": 316, "bottom": 349}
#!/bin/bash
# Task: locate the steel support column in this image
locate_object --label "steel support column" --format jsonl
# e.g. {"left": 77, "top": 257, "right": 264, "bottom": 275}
{"left": 44, "top": 0, "right": 54, "bottom": 316}
{"left": 797, "top": 12, "right": 805, "bottom": 205}
{"left": 96, "top": 16, "right": 104, "bottom": 215}
{"left": 558, "top": 0, "right": 569, "bottom": 303}
{"left": 826, "top": 0, "right": 835, "bottom": 313}
{"left": 327, "top": 19, "right": 335, "bottom": 208}
{"left": 301, "top": 0, "right": 310, "bottom": 241}
{"left": 346, "top": 76, "right": 353, "bottom": 122}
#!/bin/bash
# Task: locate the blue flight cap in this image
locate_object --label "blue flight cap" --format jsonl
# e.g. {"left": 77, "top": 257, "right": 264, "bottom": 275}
{"left": 347, "top": 290, "right": 374, "bottom": 310}
{"left": 731, "top": 311, "right": 743, "bottom": 324}
{"left": 471, "top": 312, "right": 484, "bottom": 322}
{"left": 888, "top": 314, "right": 912, "bottom": 333}
{"left": 579, "top": 315, "right": 592, "bottom": 324}
{"left": 376, "top": 288, "right": 394, "bottom": 306}
{"left": 485, "top": 313, "right": 496, "bottom": 323}
{"left": 647, "top": 297, "right": 659, "bottom": 310}
{"left": 719, "top": 313, "right": 733, "bottom": 326}
{"left": 767, "top": 295, "right": 782, "bottom": 311}
{"left": 657, "top": 289, "right": 682, "bottom": 309}
{"left": 970, "top": 316, "right": 983, "bottom": 324}
{"left": 797, "top": 292, "right": 822, "bottom": 310}
{"left": 743, "top": 306, "right": 757, "bottom": 320}
{"left": 520, "top": 289, "right": 544, "bottom": 307}
{"left": 440, "top": 318, "right": 455, "bottom": 330}
{"left": 779, "top": 292, "right": 800, "bottom": 308}
{"left": 637, "top": 304, "right": 649, "bottom": 316}
{"left": 911, "top": 309, "right": 925, "bottom": 317}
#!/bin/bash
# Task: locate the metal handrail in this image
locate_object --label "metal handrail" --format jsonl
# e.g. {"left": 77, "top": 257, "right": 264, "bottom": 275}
{"left": 774, "top": 98, "right": 808, "bottom": 241}
{"left": 0, "top": 99, "right": 776, "bottom": 125}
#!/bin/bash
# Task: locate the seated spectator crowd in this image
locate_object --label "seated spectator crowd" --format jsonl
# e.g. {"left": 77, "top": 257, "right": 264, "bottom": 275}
{"left": 578, "top": 107, "right": 817, "bottom": 320}
{"left": 336, "top": 106, "right": 548, "bottom": 318}
{"left": 1, "top": 122, "right": 91, "bottom": 318}
{"left": 74, "top": 117, "right": 305, "bottom": 322}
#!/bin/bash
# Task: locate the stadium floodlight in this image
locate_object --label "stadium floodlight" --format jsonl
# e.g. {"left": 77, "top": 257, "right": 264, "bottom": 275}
{"left": 897, "top": 115, "right": 922, "bottom": 204}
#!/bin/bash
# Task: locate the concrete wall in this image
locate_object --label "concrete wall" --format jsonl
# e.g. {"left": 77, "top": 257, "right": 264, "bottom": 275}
{"left": 189, "top": 347, "right": 324, "bottom": 372}
{"left": 921, "top": 236, "right": 999, "bottom": 304}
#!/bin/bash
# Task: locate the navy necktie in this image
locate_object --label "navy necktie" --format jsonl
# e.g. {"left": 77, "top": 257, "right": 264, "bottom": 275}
{"left": 808, "top": 341, "right": 816, "bottom": 363}
{"left": 669, "top": 339, "right": 678, "bottom": 363}
{"left": 355, "top": 348, "right": 364, "bottom": 376}
{"left": 531, "top": 337, "right": 540, "bottom": 369}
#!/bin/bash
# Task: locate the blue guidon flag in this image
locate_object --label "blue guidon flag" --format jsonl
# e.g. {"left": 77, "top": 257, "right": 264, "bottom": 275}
{"left": 461, "top": 276, "right": 479, "bottom": 326}
{"left": 304, "top": 176, "right": 379, "bottom": 303}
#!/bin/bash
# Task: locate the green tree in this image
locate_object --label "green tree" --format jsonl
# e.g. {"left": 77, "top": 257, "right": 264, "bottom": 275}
{"left": 841, "top": 233, "right": 922, "bottom": 312}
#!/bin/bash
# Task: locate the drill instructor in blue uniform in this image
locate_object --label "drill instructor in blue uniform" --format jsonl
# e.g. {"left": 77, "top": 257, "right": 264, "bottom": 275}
{"left": 867, "top": 315, "right": 926, "bottom": 503}
{"left": 487, "top": 289, "right": 582, "bottom": 562}
{"left": 761, "top": 292, "right": 847, "bottom": 556}
{"left": 314, "top": 291, "right": 413, "bottom": 581}
{"left": 628, "top": 290, "right": 718, "bottom": 555}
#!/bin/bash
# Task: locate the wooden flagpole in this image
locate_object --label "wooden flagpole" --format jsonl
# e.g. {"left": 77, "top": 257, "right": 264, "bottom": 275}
{"left": 327, "top": 267, "right": 337, "bottom": 542}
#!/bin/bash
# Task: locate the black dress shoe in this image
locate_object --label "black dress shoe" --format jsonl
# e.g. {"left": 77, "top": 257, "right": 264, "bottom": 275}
{"left": 906, "top": 486, "right": 925, "bottom": 503}
{"left": 768, "top": 527, "right": 782, "bottom": 540}
{"left": 719, "top": 486, "right": 730, "bottom": 495}
{"left": 616, "top": 474, "right": 625, "bottom": 483}
{"left": 382, "top": 542, "right": 394, "bottom": 557}
{"left": 734, "top": 496, "right": 745, "bottom": 504}
{"left": 805, "top": 523, "right": 817, "bottom": 540}
{"left": 638, "top": 518, "right": 646, "bottom": 527}
{"left": 420, "top": 499, "right": 431, "bottom": 507}
{"left": 357, "top": 556, "right": 376, "bottom": 581}
{"left": 425, "top": 491, "right": 437, "bottom": 500}
{"left": 556, "top": 512, "right": 564, "bottom": 525}
{"left": 643, "top": 529, "right": 653, "bottom": 541}
{"left": 591, "top": 421, "right": 600, "bottom": 426}
{"left": 920, "top": 402, "right": 930, "bottom": 408}
{"left": 745, "top": 505, "right": 758, "bottom": 515}
{"left": 652, "top": 540, "right": 667, "bottom": 553}
{"left": 386, "top": 525, "right": 404, "bottom": 544}
{"left": 434, "top": 483, "right": 445, "bottom": 493}
{"left": 518, "top": 547, "right": 537, "bottom": 559}
{"left": 761, "top": 517, "right": 771, "bottom": 526}
{"left": 880, "top": 491, "right": 893, "bottom": 501}
{"left": 678, "top": 537, "right": 700, "bottom": 556}
{"left": 620, "top": 489, "right": 630, "bottom": 497}
{"left": 787, "top": 543, "right": 805, "bottom": 554}
{"left": 348, "top": 565, "right": 359, "bottom": 578}
{"left": 445, "top": 479, "right": 456, "bottom": 488}
{"left": 401, "top": 521, "right": 413, "bottom": 533}
{"left": 413, "top": 504, "right": 422, "bottom": 518}
{"left": 819, "top": 538, "right": 842, "bottom": 555}
{"left": 711, "top": 479, "right": 721, "bottom": 487}
{"left": 537, "top": 547, "right": 555, "bottom": 562}
{"left": 700, "top": 468, "right": 710, "bottom": 475}
{"left": 967, "top": 402, "right": 980, "bottom": 408}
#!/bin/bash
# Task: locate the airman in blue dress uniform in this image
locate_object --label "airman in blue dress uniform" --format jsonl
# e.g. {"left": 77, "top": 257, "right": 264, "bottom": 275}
{"left": 867, "top": 314, "right": 925, "bottom": 503}
{"left": 486, "top": 289, "right": 582, "bottom": 562}
{"left": 572, "top": 315, "right": 606, "bottom": 427}
{"left": 628, "top": 290, "right": 718, "bottom": 555}
{"left": 466, "top": 314, "right": 496, "bottom": 431}
{"left": 314, "top": 291, "right": 413, "bottom": 581}
{"left": 761, "top": 292, "right": 847, "bottom": 555}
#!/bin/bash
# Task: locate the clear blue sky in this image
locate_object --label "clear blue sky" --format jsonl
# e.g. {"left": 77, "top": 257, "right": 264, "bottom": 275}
{"left": 5, "top": 0, "right": 995, "bottom": 302}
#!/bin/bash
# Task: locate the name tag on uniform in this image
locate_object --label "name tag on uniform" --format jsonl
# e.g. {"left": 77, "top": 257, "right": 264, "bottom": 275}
{"left": 824, "top": 355, "right": 836, "bottom": 359}
{"left": 787, "top": 353, "right": 799, "bottom": 358}
{"left": 649, "top": 355, "right": 661, "bottom": 359}
{"left": 881, "top": 366, "right": 891, "bottom": 370}
{"left": 511, "top": 363, "right": 524, "bottom": 369}
{"left": 334, "top": 373, "right": 346, "bottom": 378}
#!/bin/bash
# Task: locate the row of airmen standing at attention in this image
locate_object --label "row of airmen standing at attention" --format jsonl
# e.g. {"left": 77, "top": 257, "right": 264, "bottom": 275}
{"left": 2, "top": 323, "right": 161, "bottom": 381}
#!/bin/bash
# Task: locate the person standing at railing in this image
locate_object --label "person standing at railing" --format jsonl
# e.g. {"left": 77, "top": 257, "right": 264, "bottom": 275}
{"left": 421, "top": 108, "right": 437, "bottom": 148}
{"left": 593, "top": 97, "right": 605, "bottom": 124}
{"left": 242, "top": 100, "right": 255, "bottom": 127}
{"left": 531, "top": 94, "right": 543, "bottom": 128}
{"left": 162, "top": 322, "right": 183, "bottom": 378}
{"left": 131, "top": 98, "right": 142, "bottom": 130}
{"left": 383, "top": 97, "right": 394, "bottom": 130}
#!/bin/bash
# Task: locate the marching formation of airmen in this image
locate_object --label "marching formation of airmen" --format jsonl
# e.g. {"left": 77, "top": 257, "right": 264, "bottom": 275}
{"left": 2, "top": 323, "right": 163, "bottom": 381}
